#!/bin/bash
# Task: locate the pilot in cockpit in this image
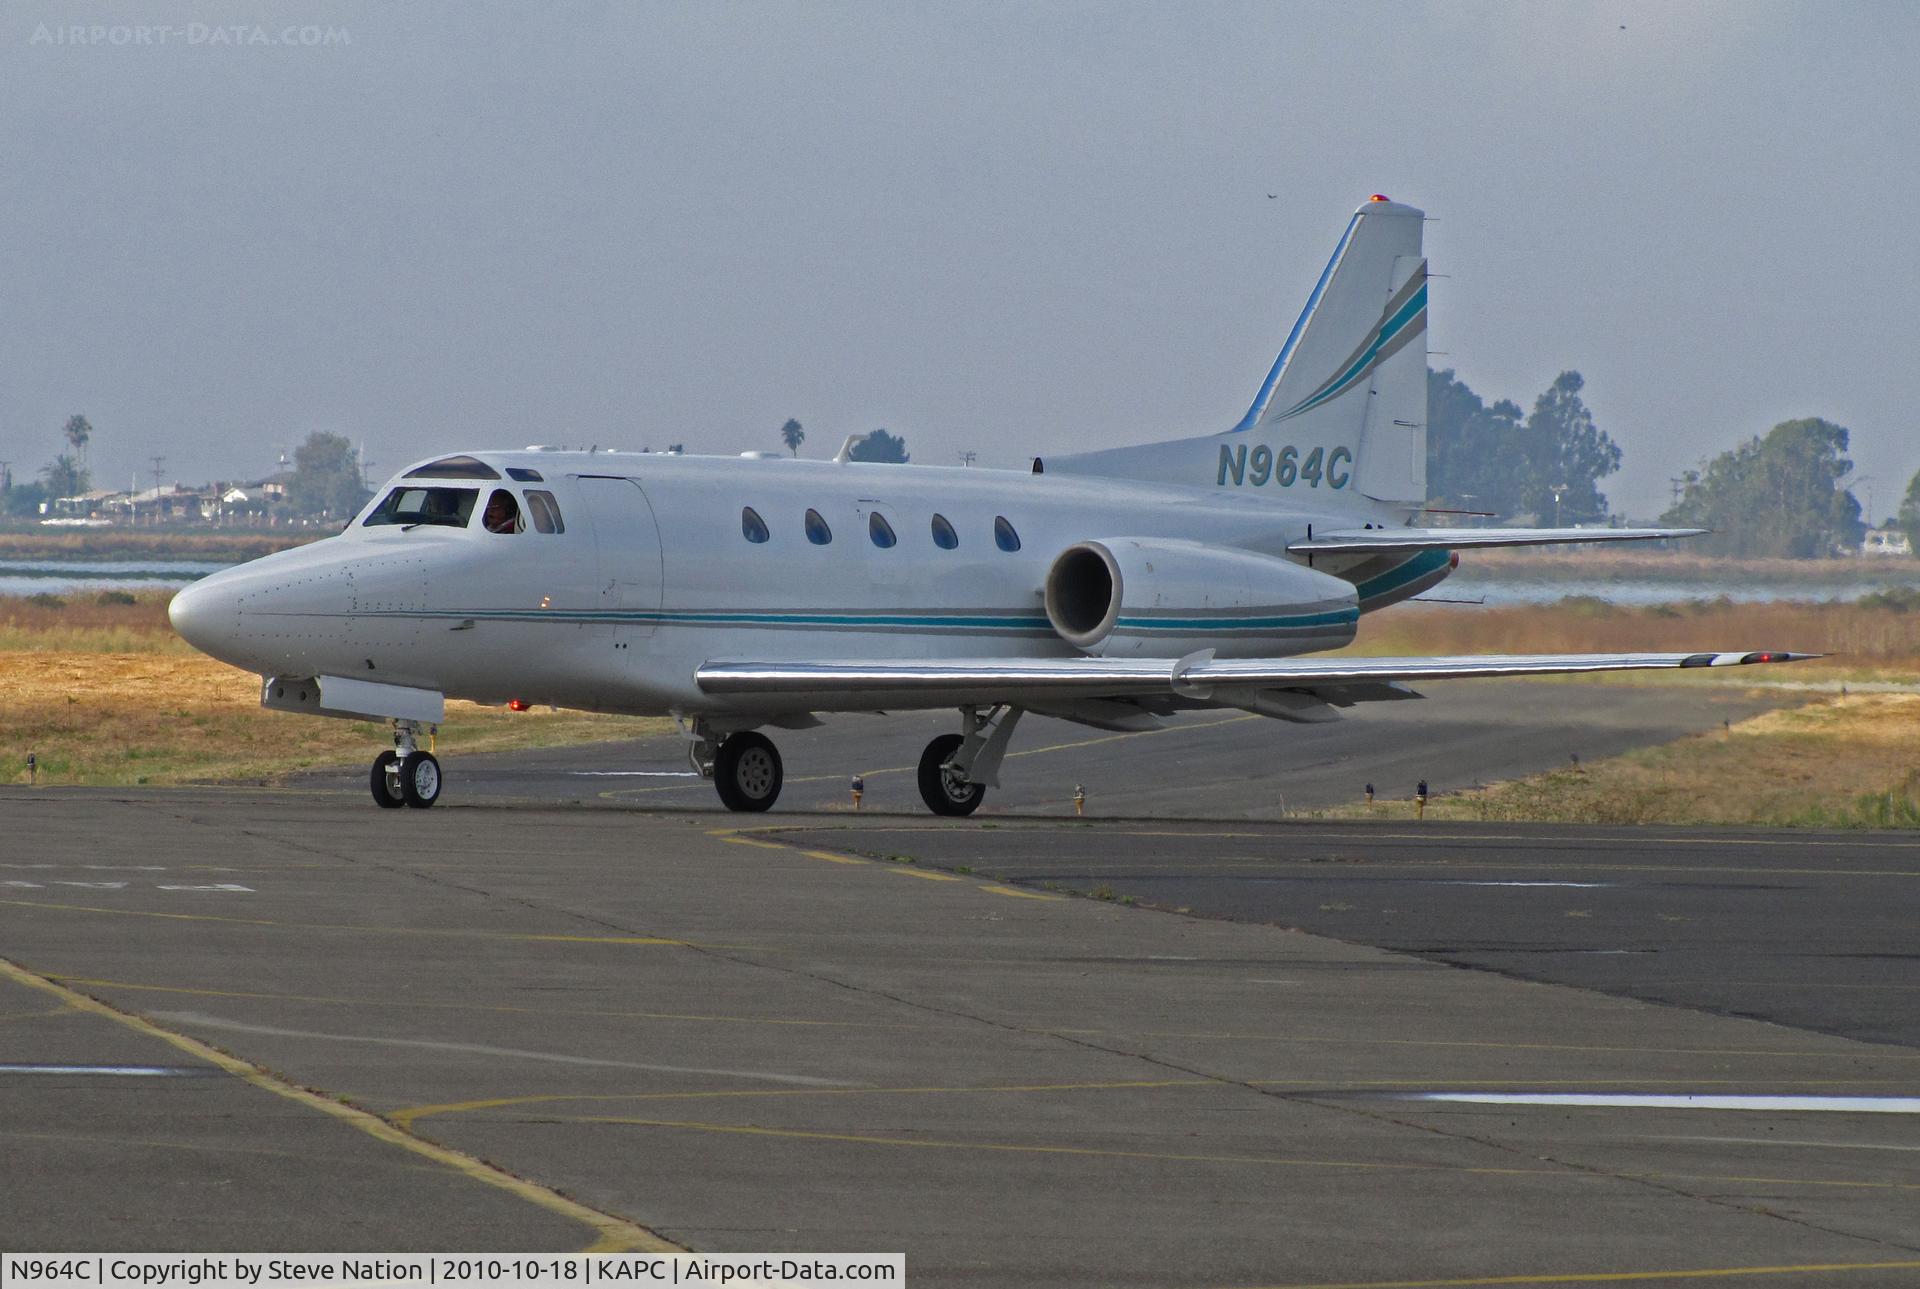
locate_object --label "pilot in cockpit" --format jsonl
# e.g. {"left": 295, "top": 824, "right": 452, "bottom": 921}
{"left": 482, "top": 489, "right": 523, "bottom": 534}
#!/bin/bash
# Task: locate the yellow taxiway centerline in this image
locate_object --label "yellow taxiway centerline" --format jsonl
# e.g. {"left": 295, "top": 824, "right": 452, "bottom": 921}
{"left": 0, "top": 956, "right": 680, "bottom": 1253}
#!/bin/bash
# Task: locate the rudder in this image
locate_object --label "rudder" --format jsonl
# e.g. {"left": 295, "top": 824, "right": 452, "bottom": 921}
{"left": 1046, "top": 196, "right": 1428, "bottom": 511}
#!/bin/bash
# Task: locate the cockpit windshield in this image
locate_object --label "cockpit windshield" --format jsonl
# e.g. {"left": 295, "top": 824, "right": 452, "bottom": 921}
{"left": 362, "top": 486, "right": 480, "bottom": 528}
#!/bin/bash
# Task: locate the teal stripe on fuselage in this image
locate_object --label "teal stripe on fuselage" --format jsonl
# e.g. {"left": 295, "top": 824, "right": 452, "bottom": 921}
{"left": 1350, "top": 548, "right": 1451, "bottom": 608}
{"left": 1115, "top": 610, "right": 1356, "bottom": 632}
{"left": 363, "top": 605, "right": 1360, "bottom": 634}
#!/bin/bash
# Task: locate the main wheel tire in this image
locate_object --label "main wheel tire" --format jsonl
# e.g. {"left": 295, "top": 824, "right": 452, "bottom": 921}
{"left": 714, "top": 732, "right": 783, "bottom": 812}
{"left": 370, "top": 751, "right": 405, "bottom": 808}
{"left": 918, "top": 733, "right": 985, "bottom": 817}
{"left": 399, "top": 750, "right": 442, "bottom": 809}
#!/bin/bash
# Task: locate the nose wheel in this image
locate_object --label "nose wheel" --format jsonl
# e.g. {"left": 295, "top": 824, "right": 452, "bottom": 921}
{"left": 713, "top": 731, "right": 783, "bottom": 812}
{"left": 369, "top": 722, "right": 442, "bottom": 809}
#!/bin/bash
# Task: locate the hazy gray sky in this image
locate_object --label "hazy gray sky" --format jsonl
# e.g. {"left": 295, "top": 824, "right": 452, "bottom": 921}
{"left": 6, "top": 0, "right": 1917, "bottom": 520}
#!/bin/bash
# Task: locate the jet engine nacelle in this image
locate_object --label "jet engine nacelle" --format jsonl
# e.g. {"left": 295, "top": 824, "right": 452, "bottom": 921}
{"left": 1043, "top": 537, "right": 1358, "bottom": 658}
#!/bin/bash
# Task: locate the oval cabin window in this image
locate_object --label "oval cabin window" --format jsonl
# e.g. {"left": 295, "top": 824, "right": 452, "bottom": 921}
{"left": 994, "top": 516, "right": 1021, "bottom": 553}
{"left": 869, "top": 512, "right": 897, "bottom": 548}
{"left": 804, "top": 508, "right": 833, "bottom": 545}
{"left": 742, "top": 507, "right": 770, "bottom": 543}
{"left": 930, "top": 513, "right": 958, "bottom": 549}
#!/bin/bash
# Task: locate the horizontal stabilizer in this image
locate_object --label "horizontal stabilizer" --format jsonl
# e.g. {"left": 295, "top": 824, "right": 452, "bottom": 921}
{"left": 698, "top": 650, "right": 1816, "bottom": 709}
{"left": 1289, "top": 526, "right": 1704, "bottom": 556}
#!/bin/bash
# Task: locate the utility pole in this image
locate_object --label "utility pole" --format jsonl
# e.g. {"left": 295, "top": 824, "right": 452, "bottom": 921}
{"left": 957, "top": 451, "right": 977, "bottom": 468}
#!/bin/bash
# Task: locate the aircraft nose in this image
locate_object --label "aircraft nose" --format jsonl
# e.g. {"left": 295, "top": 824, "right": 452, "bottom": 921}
{"left": 168, "top": 575, "right": 240, "bottom": 660}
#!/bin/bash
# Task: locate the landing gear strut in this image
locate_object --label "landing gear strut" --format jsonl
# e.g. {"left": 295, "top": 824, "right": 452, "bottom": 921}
{"left": 370, "top": 720, "right": 441, "bottom": 809}
{"left": 917, "top": 705, "right": 1023, "bottom": 817}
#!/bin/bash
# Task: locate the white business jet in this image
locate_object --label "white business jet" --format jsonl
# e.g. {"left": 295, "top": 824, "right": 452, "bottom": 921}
{"left": 169, "top": 196, "right": 1809, "bottom": 813}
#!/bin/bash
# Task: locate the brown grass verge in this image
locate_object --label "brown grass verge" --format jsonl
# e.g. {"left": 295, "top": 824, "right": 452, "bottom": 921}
{"left": 0, "top": 530, "right": 318, "bottom": 562}
{"left": 2, "top": 652, "right": 664, "bottom": 786}
{"left": 1463, "top": 547, "right": 1920, "bottom": 584}
{"left": 1324, "top": 692, "right": 1920, "bottom": 828}
{"left": 1342, "top": 600, "right": 1920, "bottom": 680}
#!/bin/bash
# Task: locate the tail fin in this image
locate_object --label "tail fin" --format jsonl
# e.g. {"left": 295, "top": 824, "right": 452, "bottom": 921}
{"left": 1045, "top": 196, "right": 1428, "bottom": 510}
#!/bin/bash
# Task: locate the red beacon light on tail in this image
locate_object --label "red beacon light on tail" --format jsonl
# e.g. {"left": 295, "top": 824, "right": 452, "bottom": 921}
{"left": 508, "top": 699, "right": 531, "bottom": 712}
{"left": 1369, "top": 194, "right": 1391, "bottom": 202}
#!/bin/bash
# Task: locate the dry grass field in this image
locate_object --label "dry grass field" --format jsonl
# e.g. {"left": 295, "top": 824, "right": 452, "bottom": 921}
{"left": 2, "top": 590, "right": 1916, "bottom": 822}
{"left": 0, "top": 530, "right": 317, "bottom": 563}
{"left": 1329, "top": 692, "right": 1920, "bottom": 828}
{"left": 1341, "top": 596, "right": 1920, "bottom": 681}
{"left": 0, "top": 592, "right": 661, "bottom": 786}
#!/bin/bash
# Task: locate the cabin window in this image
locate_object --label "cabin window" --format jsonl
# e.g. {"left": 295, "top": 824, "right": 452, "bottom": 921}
{"left": 804, "top": 508, "right": 833, "bottom": 545}
{"left": 526, "top": 490, "right": 565, "bottom": 534}
{"left": 742, "top": 506, "right": 770, "bottom": 543}
{"left": 482, "top": 489, "right": 523, "bottom": 534}
{"left": 994, "top": 515, "right": 1021, "bottom": 552}
{"left": 403, "top": 455, "right": 500, "bottom": 480}
{"left": 506, "top": 467, "right": 544, "bottom": 482}
{"left": 869, "top": 512, "right": 896, "bottom": 548}
{"left": 931, "top": 513, "right": 958, "bottom": 549}
{"left": 362, "top": 486, "right": 479, "bottom": 528}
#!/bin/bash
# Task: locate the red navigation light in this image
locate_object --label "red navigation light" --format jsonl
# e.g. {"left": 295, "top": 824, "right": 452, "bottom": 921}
{"left": 508, "top": 699, "right": 530, "bottom": 712}
{"left": 1369, "top": 193, "right": 1390, "bottom": 202}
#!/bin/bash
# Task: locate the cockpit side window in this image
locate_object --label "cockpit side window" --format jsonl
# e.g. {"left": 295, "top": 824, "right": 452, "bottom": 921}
{"left": 525, "top": 490, "right": 564, "bottom": 534}
{"left": 362, "top": 486, "right": 479, "bottom": 528}
{"left": 482, "top": 489, "right": 523, "bottom": 534}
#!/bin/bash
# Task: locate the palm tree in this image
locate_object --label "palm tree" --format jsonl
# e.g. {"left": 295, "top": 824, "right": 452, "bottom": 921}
{"left": 62, "top": 414, "right": 93, "bottom": 464}
{"left": 42, "top": 454, "right": 87, "bottom": 500}
{"left": 779, "top": 418, "right": 805, "bottom": 457}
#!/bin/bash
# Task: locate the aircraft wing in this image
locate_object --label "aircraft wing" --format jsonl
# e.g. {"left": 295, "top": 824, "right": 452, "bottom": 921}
{"left": 696, "top": 649, "right": 1815, "bottom": 708}
{"left": 1288, "top": 526, "right": 1702, "bottom": 556}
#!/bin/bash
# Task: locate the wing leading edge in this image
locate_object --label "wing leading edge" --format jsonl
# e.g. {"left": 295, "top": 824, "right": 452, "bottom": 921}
{"left": 697, "top": 649, "right": 1816, "bottom": 708}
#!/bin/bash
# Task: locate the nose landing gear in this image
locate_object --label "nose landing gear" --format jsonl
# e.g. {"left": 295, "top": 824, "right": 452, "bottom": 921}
{"left": 369, "top": 720, "right": 441, "bottom": 809}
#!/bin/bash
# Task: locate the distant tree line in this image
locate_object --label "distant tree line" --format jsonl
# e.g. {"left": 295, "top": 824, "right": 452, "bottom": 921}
{"left": 3, "top": 414, "right": 95, "bottom": 516}
{"left": 1429, "top": 370, "right": 1900, "bottom": 558}
{"left": 773, "top": 421, "right": 910, "bottom": 464}
{"left": 1426, "top": 370, "right": 1621, "bottom": 524}
{"left": 1661, "top": 418, "right": 1865, "bottom": 558}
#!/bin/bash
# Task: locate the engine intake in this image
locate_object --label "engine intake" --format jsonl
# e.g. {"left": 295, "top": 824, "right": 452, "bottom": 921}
{"left": 1043, "top": 538, "right": 1358, "bottom": 658}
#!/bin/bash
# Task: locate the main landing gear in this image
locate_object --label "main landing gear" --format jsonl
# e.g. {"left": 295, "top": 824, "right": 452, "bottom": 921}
{"left": 916, "top": 704, "right": 1023, "bottom": 818}
{"left": 683, "top": 705, "right": 1023, "bottom": 817}
{"left": 713, "top": 731, "right": 783, "bottom": 812}
{"left": 917, "top": 734, "right": 984, "bottom": 816}
{"left": 684, "top": 718, "right": 785, "bottom": 813}
{"left": 370, "top": 720, "right": 441, "bottom": 809}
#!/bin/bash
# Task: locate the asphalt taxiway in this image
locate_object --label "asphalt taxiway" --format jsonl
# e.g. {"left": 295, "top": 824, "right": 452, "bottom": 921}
{"left": 293, "top": 680, "right": 1791, "bottom": 817}
{"left": 3, "top": 789, "right": 1917, "bottom": 1286}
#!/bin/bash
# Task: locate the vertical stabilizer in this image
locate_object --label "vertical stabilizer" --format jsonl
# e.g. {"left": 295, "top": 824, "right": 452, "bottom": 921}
{"left": 1045, "top": 196, "right": 1428, "bottom": 511}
